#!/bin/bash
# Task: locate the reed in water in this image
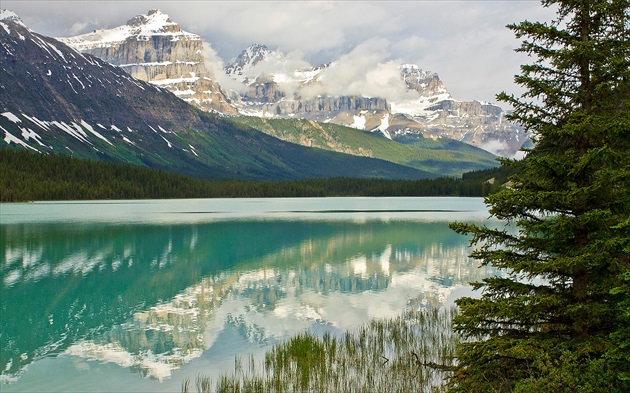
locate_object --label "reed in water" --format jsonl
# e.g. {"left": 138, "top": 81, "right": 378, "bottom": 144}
{"left": 183, "top": 307, "right": 459, "bottom": 393}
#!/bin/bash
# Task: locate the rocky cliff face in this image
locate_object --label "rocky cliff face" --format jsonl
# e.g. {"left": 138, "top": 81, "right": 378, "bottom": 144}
{"left": 59, "top": 9, "right": 236, "bottom": 115}
{"left": 415, "top": 100, "right": 525, "bottom": 157}
{"left": 223, "top": 44, "right": 527, "bottom": 157}
{"left": 383, "top": 66, "right": 529, "bottom": 157}
{"left": 259, "top": 96, "right": 389, "bottom": 130}
{"left": 401, "top": 64, "right": 450, "bottom": 98}
{"left": 269, "top": 96, "right": 389, "bottom": 115}
{"left": 59, "top": 10, "right": 527, "bottom": 158}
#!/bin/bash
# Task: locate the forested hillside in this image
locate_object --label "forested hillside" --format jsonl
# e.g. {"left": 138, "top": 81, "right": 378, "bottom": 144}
{"left": 0, "top": 149, "right": 508, "bottom": 202}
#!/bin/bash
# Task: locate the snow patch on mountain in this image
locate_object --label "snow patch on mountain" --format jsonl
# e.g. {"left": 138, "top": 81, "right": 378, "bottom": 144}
{"left": 2, "top": 111, "right": 21, "bottom": 123}
{"left": 80, "top": 119, "right": 113, "bottom": 146}
{"left": 1, "top": 125, "right": 39, "bottom": 151}
{"left": 351, "top": 115, "right": 366, "bottom": 130}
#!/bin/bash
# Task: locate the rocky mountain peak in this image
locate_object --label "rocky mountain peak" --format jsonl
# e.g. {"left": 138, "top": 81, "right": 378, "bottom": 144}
{"left": 0, "top": 9, "right": 24, "bottom": 25}
{"left": 58, "top": 9, "right": 197, "bottom": 52}
{"left": 400, "top": 64, "right": 450, "bottom": 98}
{"left": 225, "top": 43, "right": 274, "bottom": 76}
{"left": 125, "top": 9, "right": 180, "bottom": 34}
{"left": 59, "top": 10, "right": 236, "bottom": 115}
{"left": 243, "top": 43, "right": 272, "bottom": 63}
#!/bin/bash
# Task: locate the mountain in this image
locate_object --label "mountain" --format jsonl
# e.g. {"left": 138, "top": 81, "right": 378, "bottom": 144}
{"left": 0, "top": 12, "right": 432, "bottom": 181}
{"left": 58, "top": 10, "right": 527, "bottom": 158}
{"left": 386, "top": 64, "right": 526, "bottom": 157}
{"left": 58, "top": 9, "right": 236, "bottom": 115}
{"left": 58, "top": 10, "right": 523, "bottom": 158}
{"left": 231, "top": 117, "right": 498, "bottom": 177}
{"left": 225, "top": 43, "right": 276, "bottom": 78}
{"left": 223, "top": 44, "right": 389, "bottom": 121}
{"left": 395, "top": 98, "right": 526, "bottom": 158}
{"left": 224, "top": 47, "right": 528, "bottom": 157}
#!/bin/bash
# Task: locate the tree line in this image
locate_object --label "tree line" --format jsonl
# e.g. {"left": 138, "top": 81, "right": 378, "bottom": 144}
{"left": 0, "top": 149, "right": 508, "bottom": 202}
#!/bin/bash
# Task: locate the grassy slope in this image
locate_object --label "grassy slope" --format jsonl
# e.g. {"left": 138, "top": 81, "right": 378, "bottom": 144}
{"left": 230, "top": 116, "right": 499, "bottom": 177}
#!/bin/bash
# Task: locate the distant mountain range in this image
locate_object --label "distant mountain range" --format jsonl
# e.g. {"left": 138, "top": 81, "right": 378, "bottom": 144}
{"left": 58, "top": 9, "right": 528, "bottom": 158}
{"left": 1, "top": 9, "right": 498, "bottom": 181}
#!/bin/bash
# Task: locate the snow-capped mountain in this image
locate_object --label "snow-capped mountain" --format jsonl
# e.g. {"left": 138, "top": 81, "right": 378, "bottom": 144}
{"left": 400, "top": 64, "right": 451, "bottom": 98}
{"left": 222, "top": 44, "right": 527, "bottom": 157}
{"left": 1, "top": 12, "right": 430, "bottom": 180}
{"left": 225, "top": 43, "right": 275, "bottom": 78}
{"left": 225, "top": 43, "right": 325, "bottom": 85}
{"left": 222, "top": 43, "right": 391, "bottom": 129}
{"left": 56, "top": 10, "right": 526, "bottom": 157}
{"left": 59, "top": 9, "right": 236, "bottom": 115}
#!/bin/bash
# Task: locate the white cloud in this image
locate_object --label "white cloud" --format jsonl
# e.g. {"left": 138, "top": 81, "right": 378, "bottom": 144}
{"left": 3, "top": 0, "right": 558, "bottom": 105}
{"left": 478, "top": 140, "right": 510, "bottom": 157}
{"left": 68, "top": 21, "right": 89, "bottom": 36}
{"left": 302, "top": 39, "right": 416, "bottom": 101}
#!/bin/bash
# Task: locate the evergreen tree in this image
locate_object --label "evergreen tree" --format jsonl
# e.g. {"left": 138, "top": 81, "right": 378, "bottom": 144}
{"left": 449, "top": 1, "right": 630, "bottom": 392}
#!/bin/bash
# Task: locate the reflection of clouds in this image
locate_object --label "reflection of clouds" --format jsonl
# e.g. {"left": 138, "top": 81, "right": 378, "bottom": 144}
{"left": 65, "top": 341, "right": 202, "bottom": 381}
{"left": 61, "top": 240, "right": 493, "bottom": 381}
{"left": 351, "top": 255, "right": 367, "bottom": 277}
{"left": 3, "top": 270, "right": 21, "bottom": 287}
{"left": 380, "top": 244, "right": 391, "bottom": 276}
{"left": 1, "top": 208, "right": 500, "bottom": 386}
{"left": 3, "top": 244, "right": 46, "bottom": 286}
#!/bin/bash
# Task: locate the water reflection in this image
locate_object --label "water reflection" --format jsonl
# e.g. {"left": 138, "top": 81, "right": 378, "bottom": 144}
{"left": 1, "top": 217, "right": 495, "bottom": 385}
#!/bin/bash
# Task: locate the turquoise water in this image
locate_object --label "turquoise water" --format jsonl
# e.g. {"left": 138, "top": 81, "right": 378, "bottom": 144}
{"left": 0, "top": 197, "right": 496, "bottom": 392}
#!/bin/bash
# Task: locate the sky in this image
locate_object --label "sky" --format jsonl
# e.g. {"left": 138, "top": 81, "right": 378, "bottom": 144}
{"left": 2, "top": 0, "right": 557, "bottom": 105}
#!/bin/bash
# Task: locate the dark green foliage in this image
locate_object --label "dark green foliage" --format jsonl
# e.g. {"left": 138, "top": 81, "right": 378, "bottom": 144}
{"left": 0, "top": 149, "right": 510, "bottom": 201}
{"left": 461, "top": 165, "right": 516, "bottom": 196}
{"left": 448, "top": 1, "right": 630, "bottom": 392}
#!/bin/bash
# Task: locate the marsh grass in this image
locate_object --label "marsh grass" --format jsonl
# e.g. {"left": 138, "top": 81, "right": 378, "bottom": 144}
{"left": 185, "top": 307, "right": 458, "bottom": 392}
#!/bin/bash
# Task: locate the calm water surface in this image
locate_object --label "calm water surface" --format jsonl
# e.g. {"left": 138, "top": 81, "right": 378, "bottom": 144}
{"left": 0, "top": 197, "right": 497, "bottom": 392}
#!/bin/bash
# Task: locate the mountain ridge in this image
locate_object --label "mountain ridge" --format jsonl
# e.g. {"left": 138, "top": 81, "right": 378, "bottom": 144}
{"left": 0, "top": 14, "right": 433, "bottom": 181}
{"left": 58, "top": 9, "right": 528, "bottom": 158}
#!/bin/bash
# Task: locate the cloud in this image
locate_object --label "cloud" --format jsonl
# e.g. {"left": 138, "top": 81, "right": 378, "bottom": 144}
{"left": 302, "top": 39, "right": 416, "bottom": 102}
{"left": 246, "top": 50, "right": 312, "bottom": 80}
{"left": 478, "top": 140, "right": 510, "bottom": 156}
{"left": 3, "top": 0, "right": 559, "bottom": 105}
{"left": 184, "top": 1, "right": 385, "bottom": 59}
{"left": 68, "top": 21, "right": 89, "bottom": 36}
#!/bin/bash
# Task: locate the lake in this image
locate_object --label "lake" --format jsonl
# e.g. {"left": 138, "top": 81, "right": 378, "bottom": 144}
{"left": 0, "top": 197, "right": 497, "bottom": 392}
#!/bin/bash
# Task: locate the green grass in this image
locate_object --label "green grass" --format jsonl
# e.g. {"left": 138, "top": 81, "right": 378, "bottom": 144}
{"left": 230, "top": 116, "right": 498, "bottom": 177}
{"left": 184, "top": 308, "right": 459, "bottom": 393}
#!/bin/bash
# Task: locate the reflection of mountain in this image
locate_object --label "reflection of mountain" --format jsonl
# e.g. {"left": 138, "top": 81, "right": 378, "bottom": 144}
{"left": 0, "top": 219, "right": 495, "bottom": 383}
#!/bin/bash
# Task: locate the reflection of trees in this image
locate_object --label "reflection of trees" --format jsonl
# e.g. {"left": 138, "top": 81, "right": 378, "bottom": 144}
{"left": 1, "top": 219, "right": 495, "bottom": 382}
